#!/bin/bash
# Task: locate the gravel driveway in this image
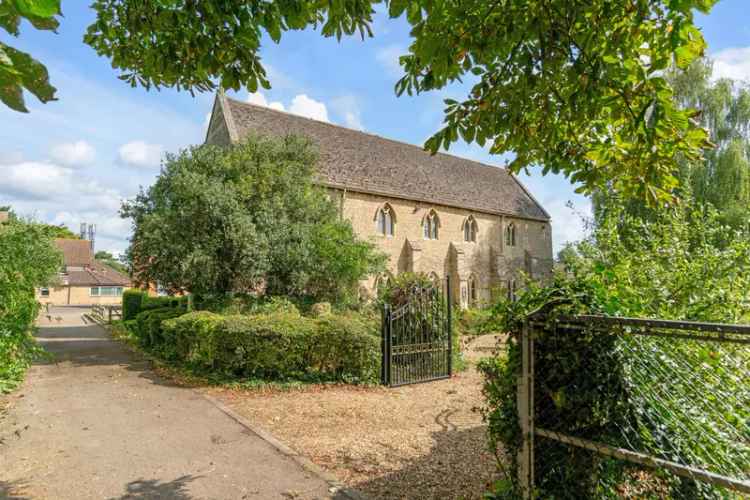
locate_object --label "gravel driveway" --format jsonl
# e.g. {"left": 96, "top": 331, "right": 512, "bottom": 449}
{"left": 0, "top": 309, "right": 337, "bottom": 500}
{"left": 210, "top": 337, "right": 506, "bottom": 500}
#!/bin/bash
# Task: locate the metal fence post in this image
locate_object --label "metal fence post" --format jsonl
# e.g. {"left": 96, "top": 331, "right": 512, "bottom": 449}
{"left": 108, "top": 306, "right": 112, "bottom": 324}
{"left": 381, "top": 303, "right": 391, "bottom": 386}
{"left": 446, "top": 274, "right": 452, "bottom": 376}
{"left": 517, "top": 319, "right": 534, "bottom": 499}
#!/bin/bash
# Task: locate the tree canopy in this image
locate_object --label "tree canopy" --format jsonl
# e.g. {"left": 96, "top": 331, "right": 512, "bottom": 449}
{"left": 669, "top": 59, "right": 750, "bottom": 229}
{"left": 592, "top": 58, "right": 750, "bottom": 230}
{"left": 95, "top": 250, "right": 128, "bottom": 275}
{"left": 122, "top": 136, "right": 385, "bottom": 302}
{"left": 6, "top": 1, "right": 718, "bottom": 202}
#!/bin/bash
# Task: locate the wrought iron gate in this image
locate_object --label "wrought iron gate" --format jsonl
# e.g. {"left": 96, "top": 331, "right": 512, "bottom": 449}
{"left": 381, "top": 276, "right": 452, "bottom": 387}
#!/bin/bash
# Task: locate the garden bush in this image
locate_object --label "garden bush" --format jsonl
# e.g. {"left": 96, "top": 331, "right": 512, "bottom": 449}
{"left": 205, "top": 312, "right": 314, "bottom": 379}
{"left": 455, "top": 308, "right": 492, "bottom": 336}
{"left": 481, "top": 202, "right": 750, "bottom": 499}
{"left": 161, "top": 311, "right": 223, "bottom": 363}
{"left": 0, "top": 216, "right": 61, "bottom": 392}
{"left": 308, "top": 313, "right": 380, "bottom": 383}
{"left": 133, "top": 307, "right": 184, "bottom": 348}
{"left": 141, "top": 295, "right": 186, "bottom": 312}
{"left": 159, "top": 309, "right": 381, "bottom": 383}
{"left": 122, "top": 289, "right": 146, "bottom": 321}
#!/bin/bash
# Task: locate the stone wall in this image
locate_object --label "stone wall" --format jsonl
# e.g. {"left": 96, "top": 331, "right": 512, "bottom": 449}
{"left": 336, "top": 189, "right": 553, "bottom": 308}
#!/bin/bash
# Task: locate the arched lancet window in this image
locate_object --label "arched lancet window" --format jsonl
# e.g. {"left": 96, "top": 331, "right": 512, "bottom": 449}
{"left": 468, "top": 274, "right": 478, "bottom": 306}
{"left": 375, "top": 204, "right": 395, "bottom": 236}
{"left": 463, "top": 215, "right": 478, "bottom": 242}
{"left": 505, "top": 222, "right": 516, "bottom": 247}
{"left": 422, "top": 210, "right": 440, "bottom": 240}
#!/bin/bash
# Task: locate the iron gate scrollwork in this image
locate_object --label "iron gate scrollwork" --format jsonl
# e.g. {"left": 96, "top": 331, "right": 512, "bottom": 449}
{"left": 381, "top": 276, "right": 452, "bottom": 387}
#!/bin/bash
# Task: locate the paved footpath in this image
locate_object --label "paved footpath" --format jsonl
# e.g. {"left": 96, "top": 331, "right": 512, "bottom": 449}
{"left": 1, "top": 308, "right": 335, "bottom": 500}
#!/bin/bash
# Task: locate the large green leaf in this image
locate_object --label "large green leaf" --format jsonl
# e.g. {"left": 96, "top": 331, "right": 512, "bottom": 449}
{"left": 0, "top": 42, "right": 56, "bottom": 112}
{"left": 11, "top": 0, "right": 60, "bottom": 19}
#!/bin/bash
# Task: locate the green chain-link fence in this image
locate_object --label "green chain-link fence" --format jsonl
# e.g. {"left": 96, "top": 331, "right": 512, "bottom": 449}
{"left": 517, "top": 315, "right": 750, "bottom": 498}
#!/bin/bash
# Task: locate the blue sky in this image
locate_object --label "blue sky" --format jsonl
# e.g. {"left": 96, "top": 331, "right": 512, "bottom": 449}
{"left": 1, "top": 1, "right": 749, "bottom": 256}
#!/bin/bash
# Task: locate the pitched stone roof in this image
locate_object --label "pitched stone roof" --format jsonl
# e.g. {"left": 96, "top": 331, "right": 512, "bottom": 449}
{"left": 65, "top": 261, "right": 131, "bottom": 287}
{"left": 55, "top": 238, "right": 93, "bottom": 267}
{"left": 213, "top": 94, "right": 550, "bottom": 221}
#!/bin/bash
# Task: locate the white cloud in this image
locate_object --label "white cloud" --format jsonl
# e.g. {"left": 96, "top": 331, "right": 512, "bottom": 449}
{"left": 376, "top": 45, "right": 406, "bottom": 77}
{"left": 712, "top": 47, "right": 750, "bottom": 82}
{"left": 117, "top": 141, "right": 163, "bottom": 169}
{"left": 543, "top": 198, "right": 592, "bottom": 254}
{"left": 289, "top": 94, "right": 329, "bottom": 122}
{"left": 330, "top": 95, "right": 365, "bottom": 131}
{"left": 0, "top": 150, "right": 23, "bottom": 165}
{"left": 0, "top": 161, "right": 130, "bottom": 252}
{"left": 50, "top": 140, "right": 96, "bottom": 167}
{"left": 246, "top": 92, "right": 285, "bottom": 111}
{"left": 342, "top": 112, "right": 364, "bottom": 130}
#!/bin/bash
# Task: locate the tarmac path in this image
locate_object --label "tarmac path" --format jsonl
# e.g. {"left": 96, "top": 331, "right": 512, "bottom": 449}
{"left": 0, "top": 307, "right": 335, "bottom": 500}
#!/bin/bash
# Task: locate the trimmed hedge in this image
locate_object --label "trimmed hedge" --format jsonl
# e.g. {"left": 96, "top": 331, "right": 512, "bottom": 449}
{"left": 133, "top": 307, "right": 184, "bottom": 348}
{"left": 160, "top": 310, "right": 380, "bottom": 383}
{"left": 308, "top": 313, "right": 379, "bottom": 382}
{"left": 122, "top": 289, "right": 146, "bottom": 321}
{"left": 142, "top": 295, "right": 186, "bottom": 312}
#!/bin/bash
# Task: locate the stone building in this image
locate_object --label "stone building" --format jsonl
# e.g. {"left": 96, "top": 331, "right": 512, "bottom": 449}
{"left": 205, "top": 93, "right": 553, "bottom": 308}
{"left": 35, "top": 239, "right": 131, "bottom": 306}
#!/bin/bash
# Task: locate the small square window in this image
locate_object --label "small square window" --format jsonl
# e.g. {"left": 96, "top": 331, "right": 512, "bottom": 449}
{"left": 40, "top": 287, "right": 50, "bottom": 297}
{"left": 90, "top": 287, "right": 100, "bottom": 296}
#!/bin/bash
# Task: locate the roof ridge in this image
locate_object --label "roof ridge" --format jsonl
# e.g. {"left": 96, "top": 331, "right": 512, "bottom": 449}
{"left": 224, "top": 95, "right": 510, "bottom": 174}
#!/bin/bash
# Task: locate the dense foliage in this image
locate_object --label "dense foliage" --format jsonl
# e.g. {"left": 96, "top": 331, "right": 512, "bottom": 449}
{"left": 9, "top": 1, "right": 718, "bottom": 201}
{"left": 122, "top": 136, "right": 385, "bottom": 303}
{"left": 122, "top": 301, "right": 381, "bottom": 384}
{"left": 596, "top": 58, "right": 750, "bottom": 228}
{"left": 0, "top": 0, "right": 58, "bottom": 111}
{"left": 0, "top": 215, "right": 61, "bottom": 392}
{"left": 122, "top": 289, "right": 145, "bottom": 321}
{"left": 671, "top": 59, "right": 750, "bottom": 229}
{"left": 95, "top": 250, "right": 128, "bottom": 275}
{"left": 482, "top": 198, "right": 750, "bottom": 498}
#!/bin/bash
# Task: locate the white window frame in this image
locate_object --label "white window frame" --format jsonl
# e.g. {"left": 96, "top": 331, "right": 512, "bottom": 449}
{"left": 90, "top": 286, "right": 124, "bottom": 297}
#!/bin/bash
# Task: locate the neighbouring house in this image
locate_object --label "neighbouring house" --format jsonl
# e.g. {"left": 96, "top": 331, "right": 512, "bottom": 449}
{"left": 205, "top": 92, "right": 553, "bottom": 308}
{"left": 0, "top": 211, "right": 8, "bottom": 224}
{"left": 36, "top": 239, "right": 131, "bottom": 306}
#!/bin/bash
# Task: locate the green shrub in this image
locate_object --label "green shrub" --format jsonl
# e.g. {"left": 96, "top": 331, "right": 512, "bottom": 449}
{"left": 122, "top": 289, "right": 146, "bottom": 321}
{"left": 455, "top": 308, "right": 492, "bottom": 336}
{"left": 378, "top": 272, "right": 434, "bottom": 306}
{"left": 309, "top": 302, "right": 331, "bottom": 318}
{"left": 308, "top": 313, "right": 380, "bottom": 383}
{"left": 142, "top": 295, "right": 186, "bottom": 312}
{"left": 158, "top": 309, "right": 381, "bottom": 383}
{"left": 133, "top": 307, "right": 183, "bottom": 348}
{"left": 0, "top": 217, "right": 61, "bottom": 392}
{"left": 161, "top": 311, "right": 224, "bottom": 363}
{"left": 207, "top": 312, "right": 314, "bottom": 379}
